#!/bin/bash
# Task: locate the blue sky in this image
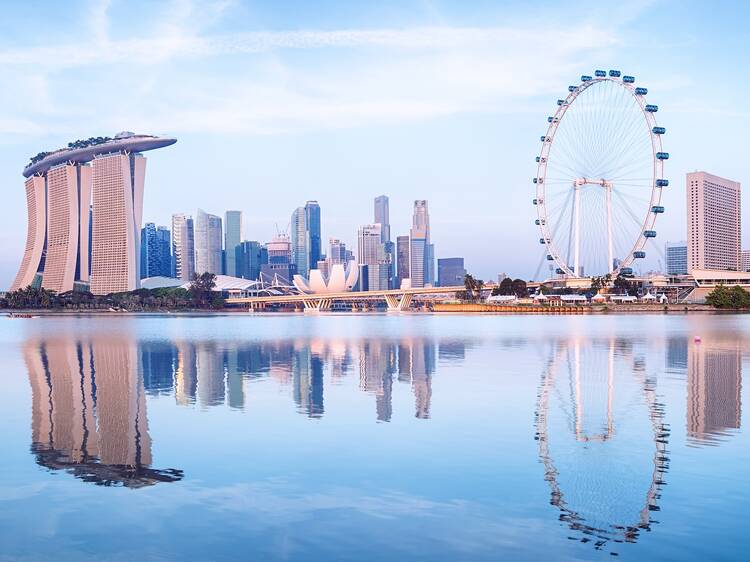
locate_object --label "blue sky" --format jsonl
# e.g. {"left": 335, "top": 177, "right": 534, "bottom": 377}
{"left": 0, "top": 0, "right": 748, "bottom": 287}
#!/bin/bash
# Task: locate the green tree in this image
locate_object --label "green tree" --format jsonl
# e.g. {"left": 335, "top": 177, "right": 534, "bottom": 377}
{"left": 494, "top": 277, "right": 514, "bottom": 296}
{"left": 706, "top": 285, "right": 750, "bottom": 309}
{"left": 463, "top": 274, "right": 484, "bottom": 302}
{"left": 189, "top": 272, "right": 218, "bottom": 308}
{"left": 511, "top": 278, "right": 528, "bottom": 298}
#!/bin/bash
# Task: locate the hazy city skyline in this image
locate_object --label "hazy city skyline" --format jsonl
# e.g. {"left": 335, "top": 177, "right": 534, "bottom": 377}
{"left": 1, "top": 0, "right": 748, "bottom": 288}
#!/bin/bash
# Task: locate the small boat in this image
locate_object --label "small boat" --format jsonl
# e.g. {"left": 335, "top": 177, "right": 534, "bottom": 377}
{"left": 6, "top": 313, "right": 38, "bottom": 319}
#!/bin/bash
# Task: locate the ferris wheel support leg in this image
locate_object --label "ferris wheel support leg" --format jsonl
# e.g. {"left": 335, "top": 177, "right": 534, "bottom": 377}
{"left": 606, "top": 183, "right": 614, "bottom": 272}
{"left": 573, "top": 182, "right": 581, "bottom": 277}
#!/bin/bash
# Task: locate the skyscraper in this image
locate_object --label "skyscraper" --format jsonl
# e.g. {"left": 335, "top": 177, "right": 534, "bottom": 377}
{"left": 374, "top": 195, "right": 394, "bottom": 288}
{"left": 291, "top": 207, "right": 309, "bottom": 277}
{"left": 396, "top": 235, "right": 410, "bottom": 288}
{"left": 236, "top": 241, "right": 268, "bottom": 280}
{"left": 261, "top": 233, "right": 296, "bottom": 282}
{"left": 12, "top": 133, "right": 176, "bottom": 294}
{"left": 140, "top": 223, "right": 172, "bottom": 279}
{"left": 305, "top": 201, "right": 322, "bottom": 271}
{"left": 374, "top": 195, "right": 391, "bottom": 242}
{"left": 194, "top": 209, "right": 223, "bottom": 275}
{"left": 224, "top": 210, "right": 243, "bottom": 277}
{"left": 329, "top": 238, "right": 348, "bottom": 264}
{"left": 687, "top": 171, "right": 741, "bottom": 272}
{"left": 409, "top": 200, "right": 431, "bottom": 287}
{"left": 358, "top": 224, "right": 389, "bottom": 291}
{"left": 171, "top": 213, "right": 195, "bottom": 281}
{"left": 437, "top": 257, "right": 466, "bottom": 287}
{"left": 665, "top": 241, "right": 688, "bottom": 275}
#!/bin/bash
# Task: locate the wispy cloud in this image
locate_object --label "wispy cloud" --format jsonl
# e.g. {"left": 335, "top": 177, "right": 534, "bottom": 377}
{"left": 0, "top": 0, "right": 623, "bottom": 136}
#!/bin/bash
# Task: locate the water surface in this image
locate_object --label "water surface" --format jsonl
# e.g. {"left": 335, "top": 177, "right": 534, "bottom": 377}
{"left": 0, "top": 313, "right": 747, "bottom": 561}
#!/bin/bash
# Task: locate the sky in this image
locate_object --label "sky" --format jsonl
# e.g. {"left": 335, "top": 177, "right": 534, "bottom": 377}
{"left": 0, "top": 0, "right": 748, "bottom": 288}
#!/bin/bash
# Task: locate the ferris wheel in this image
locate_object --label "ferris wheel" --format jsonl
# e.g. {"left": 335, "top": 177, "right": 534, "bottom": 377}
{"left": 534, "top": 70, "right": 668, "bottom": 278}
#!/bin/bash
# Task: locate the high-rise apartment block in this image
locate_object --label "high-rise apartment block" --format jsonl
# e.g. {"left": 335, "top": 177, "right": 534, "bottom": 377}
{"left": 12, "top": 133, "right": 175, "bottom": 294}
{"left": 687, "top": 171, "right": 741, "bottom": 272}
{"left": 194, "top": 209, "right": 223, "bottom": 275}
{"left": 224, "top": 210, "right": 243, "bottom": 277}
{"left": 665, "top": 241, "right": 688, "bottom": 276}
{"left": 171, "top": 213, "right": 195, "bottom": 281}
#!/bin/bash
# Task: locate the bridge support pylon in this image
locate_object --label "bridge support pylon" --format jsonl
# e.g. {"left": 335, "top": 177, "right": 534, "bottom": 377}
{"left": 385, "top": 293, "right": 412, "bottom": 312}
{"left": 303, "top": 298, "right": 332, "bottom": 312}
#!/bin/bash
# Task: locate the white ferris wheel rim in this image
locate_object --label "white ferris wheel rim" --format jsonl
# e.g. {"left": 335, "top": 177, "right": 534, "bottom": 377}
{"left": 535, "top": 73, "right": 666, "bottom": 278}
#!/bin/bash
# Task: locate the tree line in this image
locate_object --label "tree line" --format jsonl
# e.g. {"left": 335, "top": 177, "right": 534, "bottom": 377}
{"left": 1, "top": 273, "right": 223, "bottom": 311}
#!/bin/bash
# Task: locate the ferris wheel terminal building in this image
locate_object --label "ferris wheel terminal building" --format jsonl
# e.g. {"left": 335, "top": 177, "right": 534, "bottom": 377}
{"left": 11, "top": 132, "right": 176, "bottom": 295}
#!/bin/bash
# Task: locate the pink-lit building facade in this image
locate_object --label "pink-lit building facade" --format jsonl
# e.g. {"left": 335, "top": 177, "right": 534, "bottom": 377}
{"left": 11, "top": 133, "right": 175, "bottom": 295}
{"left": 686, "top": 171, "right": 741, "bottom": 272}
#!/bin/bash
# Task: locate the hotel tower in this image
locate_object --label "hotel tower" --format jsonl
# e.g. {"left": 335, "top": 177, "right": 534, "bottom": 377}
{"left": 12, "top": 132, "right": 176, "bottom": 294}
{"left": 686, "top": 171, "right": 741, "bottom": 272}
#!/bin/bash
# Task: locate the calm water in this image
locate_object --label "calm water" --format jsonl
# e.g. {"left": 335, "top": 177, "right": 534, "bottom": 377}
{"left": 0, "top": 313, "right": 748, "bottom": 561}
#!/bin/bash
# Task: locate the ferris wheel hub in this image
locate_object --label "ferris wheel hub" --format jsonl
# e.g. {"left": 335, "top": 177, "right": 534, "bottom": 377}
{"left": 573, "top": 178, "right": 613, "bottom": 188}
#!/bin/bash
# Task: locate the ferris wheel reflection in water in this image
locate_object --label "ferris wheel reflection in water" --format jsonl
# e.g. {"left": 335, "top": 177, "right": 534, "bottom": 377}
{"left": 534, "top": 337, "right": 670, "bottom": 551}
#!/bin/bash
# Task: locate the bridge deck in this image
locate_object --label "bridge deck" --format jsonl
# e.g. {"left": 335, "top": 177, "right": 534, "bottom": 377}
{"left": 226, "top": 285, "right": 466, "bottom": 305}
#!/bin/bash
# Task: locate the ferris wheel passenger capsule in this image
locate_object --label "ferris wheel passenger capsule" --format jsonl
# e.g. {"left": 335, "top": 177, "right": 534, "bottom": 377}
{"left": 644, "top": 230, "right": 657, "bottom": 238}
{"left": 568, "top": 85, "right": 577, "bottom": 92}
{"left": 532, "top": 198, "right": 538, "bottom": 205}
{"left": 635, "top": 87, "right": 648, "bottom": 95}
{"left": 652, "top": 126, "right": 666, "bottom": 134}
{"left": 645, "top": 104, "right": 658, "bottom": 112}
{"left": 656, "top": 179, "right": 669, "bottom": 187}
{"left": 656, "top": 152, "right": 669, "bottom": 160}
{"left": 546, "top": 254, "right": 554, "bottom": 261}
{"left": 623, "top": 75, "right": 635, "bottom": 83}
{"left": 595, "top": 70, "right": 606, "bottom": 77}
{"left": 555, "top": 268, "right": 565, "bottom": 274}
{"left": 652, "top": 205, "right": 665, "bottom": 213}
{"left": 609, "top": 70, "right": 621, "bottom": 77}
{"left": 620, "top": 267, "right": 634, "bottom": 276}
{"left": 557, "top": 99, "right": 567, "bottom": 106}
{"left": 634, "top": 251, "right": 646, "bottom": 259}
{"left": 581, "top": 75, "right": 592, "bottom": 81}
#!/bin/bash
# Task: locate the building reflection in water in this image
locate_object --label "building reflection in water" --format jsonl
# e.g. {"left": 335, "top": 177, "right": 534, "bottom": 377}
{"left": 22, "top": 332, "right": 457, "bottom": 486}
{"left": 134, "top": 336, "right": 441, "bottom": 422}
{"left": 535, "top": 337, "right": 670, "bottom": 552}
{"left": 664, "top": 333, "right": 743, "bottom": 445}
{"left": 25, "top": 335, "right": 183, "bottom": 488}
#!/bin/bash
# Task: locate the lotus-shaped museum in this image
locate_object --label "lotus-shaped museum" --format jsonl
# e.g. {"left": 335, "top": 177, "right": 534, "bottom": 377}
{"left": 293, "top": 261, "right": 359, "bottom": 294}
